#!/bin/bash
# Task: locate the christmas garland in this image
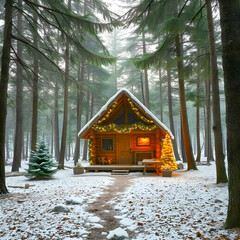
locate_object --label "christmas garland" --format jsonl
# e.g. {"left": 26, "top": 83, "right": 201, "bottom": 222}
{"left": 92, "top": 122, "right": 157, "bottom": 134}
{"left": 128, "top": 99, "right": 154, "bottom": 124}
{"left": 88, "top": 137, "right": 93, "bottom": 165}
{"left": 96, "top": 101, "right": 117, "bottom": 124}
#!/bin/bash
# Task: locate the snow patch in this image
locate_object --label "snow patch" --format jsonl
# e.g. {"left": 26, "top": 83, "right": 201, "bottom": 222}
{"left": 107, "top": 227, "right": 129, "bottom": 239}
{"left": 119, "top": 218, "right": 134, "bottom": 226}
{"left": 88, "top": 216, "right": 101, "bottom": 223}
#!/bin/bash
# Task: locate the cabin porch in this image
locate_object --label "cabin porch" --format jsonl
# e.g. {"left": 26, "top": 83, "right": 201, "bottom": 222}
{"left": 83, "top": 163, "right": 156, "bottom": 173}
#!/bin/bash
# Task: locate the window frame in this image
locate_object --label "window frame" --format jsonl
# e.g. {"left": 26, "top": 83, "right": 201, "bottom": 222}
{"left": 101, "top": 138, "right": 114, "bottom": 151}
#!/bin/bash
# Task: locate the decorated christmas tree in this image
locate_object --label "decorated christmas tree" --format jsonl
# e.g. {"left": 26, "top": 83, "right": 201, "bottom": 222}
{"left": 25, "top": 140, "right": 58, "bottom": 179}
{"left": 160, "top": 134, "right": 178, "bottom": 171}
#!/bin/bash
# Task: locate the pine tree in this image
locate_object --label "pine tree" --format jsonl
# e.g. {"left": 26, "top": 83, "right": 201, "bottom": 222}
{"left": 160, "top": 134, "right": 178, "bottom": 171}
{"left": 26, "top": 141, "right": 58, "bottom": 179}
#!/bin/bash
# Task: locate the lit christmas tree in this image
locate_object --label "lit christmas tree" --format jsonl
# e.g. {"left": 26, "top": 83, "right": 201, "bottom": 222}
{"left": 160, "top": 134, "right": 178, "bottom": 171}
{"left": 25, "top": 140, "right": 58, "bottom": 179}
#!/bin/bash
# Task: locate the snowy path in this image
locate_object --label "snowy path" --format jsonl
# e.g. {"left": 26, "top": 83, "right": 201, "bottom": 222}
{"left": 85, "top": 175, "right": 134, "bottom": 239}
{"left": 1, "top": 164, "right": 240, "bottom": 239}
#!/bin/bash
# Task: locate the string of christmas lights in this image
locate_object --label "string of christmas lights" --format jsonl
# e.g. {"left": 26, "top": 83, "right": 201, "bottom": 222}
{"left": 159, "top": 134, "right": 177, "bottom": 171}
{"left": 96, "top": 102, "right": 117, "bottom": 124}
{"left": 92, "top": 122, "right": 157, "bottom": 134}
{"left": 127, "top": 99, "right": 154, "bottom": 124}
{"left": 88, "top": 138, "right": 93, "bottom": 165}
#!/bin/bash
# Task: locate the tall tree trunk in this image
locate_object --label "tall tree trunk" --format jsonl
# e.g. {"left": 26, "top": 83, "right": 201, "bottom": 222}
{"left": 159, "top": 69, "right": 163, "bottom": 122}
{"left": 206, "top": 0, "right": 227, "bottom": 183}
{"left": 6, "top": 129, "right": 9, "bottom": 161}
{"left": 0, "top": 0, "right": 13, "bottom": 195}
{"left": 142, "top": 31, "right": 150, "bottom": 109}
{"left": 90, "top": 91, "right": 94, "bottom": 119}
{"left": 175, "top": 34, "right": 197, "bottom": 170}
{"left": 59, "top": 41, "right": 70, "bottom": 169}
{"left": 180, "top": 115, "right": 187, "bottom": 163}
{"left": 140, "top": 71, "right": 145, "bottom": 104}
{"left": 12, "top": 0, "right": 23, "bottom": 171}
{"left": 204, "top": 106, "right": 207, "bottom": 157}
{"left": 22, "top": 133, "right": 25, "bottom": 161}
{"left": 204, "top": 57, "right": 214, "bottom": 162}
{"left": 219, "top": 0, "right": 240, "bottom": 229}
{"left": 51, "top": 114, "right": 54, "bottom": 156}
{"left": 82, "top": 90, "right": 90, "bottom": 161}
{"left": 54, "top": 79, "right": 59, "bottom": 161}
{"left": 26, "top": 131, "right": 29, "bottom": 160}
{"left": 113, "top": 29, "right": 118, "bottom": 92}
{"left": 31, "top": 4, "right": 39, "bottom": 152}
{"left": 166, "top": 61, "right": 181, "bottom": 161}
{"left": 73, "top": 62, "right": 84, "bottom": 165}
{"left": 196, "top": 54, "right": 201, "bottom": 162}
{"left": 59, "top": 0, "right": 71, "bottom": 169}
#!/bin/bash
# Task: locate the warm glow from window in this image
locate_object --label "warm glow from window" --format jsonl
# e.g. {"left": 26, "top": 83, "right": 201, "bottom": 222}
{"left": 137, "top": 137, "right": 150, "bottom": 146}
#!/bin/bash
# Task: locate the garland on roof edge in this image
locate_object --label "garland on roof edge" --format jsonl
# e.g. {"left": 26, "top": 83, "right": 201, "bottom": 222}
{"left": 92, "top": 122, "right": 157, "bottom": 133}
{"left": 127, "top": 99, "right": 154, "bottom": 124}
{"left": 96, "top": 102, "right": 117, "bottom": 124}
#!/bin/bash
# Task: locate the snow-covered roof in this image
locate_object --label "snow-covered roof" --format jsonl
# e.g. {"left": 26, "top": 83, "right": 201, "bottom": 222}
{"left": 78, "top": 88, "right": 174, "bottom": 139}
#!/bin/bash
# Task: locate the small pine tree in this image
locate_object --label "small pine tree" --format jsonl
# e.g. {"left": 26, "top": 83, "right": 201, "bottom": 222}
{"left": 160, "top": 134, "right": 178, "bottom": 171}
{"left": 25, "top": 140, "right": 58, "bottom": 179}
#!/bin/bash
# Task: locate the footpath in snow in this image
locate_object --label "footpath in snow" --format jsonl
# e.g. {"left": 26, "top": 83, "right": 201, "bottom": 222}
{"left": 0, "top": 162, "right": 240, "bottom": 240}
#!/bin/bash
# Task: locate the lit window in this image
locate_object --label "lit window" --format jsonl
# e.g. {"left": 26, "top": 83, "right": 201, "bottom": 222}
{"left": 137, "top": 137, "right": 150, "bottom": 146}
{"left": 102, "top": 139, "right": 113, "bottom": 150}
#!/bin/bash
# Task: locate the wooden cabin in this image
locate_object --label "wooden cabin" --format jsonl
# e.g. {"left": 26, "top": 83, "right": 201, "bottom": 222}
{"left": 78, "top": 88, "right": 174, "bottom": 165}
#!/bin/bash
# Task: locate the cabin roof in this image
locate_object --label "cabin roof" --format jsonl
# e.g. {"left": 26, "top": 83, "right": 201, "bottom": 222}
{"left": 78, "top": 88, "right": 174, "bottom": 139}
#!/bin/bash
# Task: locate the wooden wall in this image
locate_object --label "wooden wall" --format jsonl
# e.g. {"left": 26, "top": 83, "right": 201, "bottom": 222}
{"left": 94, "top": 131, "right": 162, "bottom": 164}
{"left": 95, "top": 134, "right": 117, "bottom": 163}
{"left": 131, "top": 133, "right": 156, "bottom": 152}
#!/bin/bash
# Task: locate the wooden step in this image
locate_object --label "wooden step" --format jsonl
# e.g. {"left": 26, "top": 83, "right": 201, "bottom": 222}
{"left": 111, "top": 170, "right": 129, "bottom": 175}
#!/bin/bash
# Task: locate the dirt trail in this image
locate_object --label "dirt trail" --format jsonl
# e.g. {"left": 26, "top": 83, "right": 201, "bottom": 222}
{"left": 85, "top": 175, "right": 135, "bottom": 239}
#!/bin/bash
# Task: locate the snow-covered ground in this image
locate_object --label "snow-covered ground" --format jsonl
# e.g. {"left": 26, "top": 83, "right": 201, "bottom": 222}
{"left": 112, "top": 165, "right": 239, "bottom": 239}
{"left": 0, "top": 166, "right": 113, "bottom": 240}
{"left": 1, "top": 161, "right": 239, "bottom": 240}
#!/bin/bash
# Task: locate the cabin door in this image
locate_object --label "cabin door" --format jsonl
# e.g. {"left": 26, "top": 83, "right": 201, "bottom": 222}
{"left": 118, "top": 135, "right": 131, "bottom": 164}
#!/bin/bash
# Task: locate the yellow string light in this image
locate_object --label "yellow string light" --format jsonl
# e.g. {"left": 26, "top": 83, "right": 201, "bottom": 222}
{"left": 92, "top": 122, "right": 157, "bottom": 133}
{"left": 128, "top": 99, "right": 154, "bottom": 124}
{"left": 159, "top": 134, "right": 177, "bottom": 171}
{"left": 97, "top": 102, "right": 117, "bottom": 124}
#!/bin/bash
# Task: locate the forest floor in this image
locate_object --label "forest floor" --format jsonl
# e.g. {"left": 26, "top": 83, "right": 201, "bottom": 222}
{"left": 1, "top": 160, "right": 240, "bottom": 240}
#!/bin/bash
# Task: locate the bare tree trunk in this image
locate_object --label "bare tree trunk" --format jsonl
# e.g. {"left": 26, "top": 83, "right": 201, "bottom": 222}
{"left": 59, "top": 40, "right": 70, "bottom": 169}
{"left": 6, "top": 128, "right": 9, "bottom": 161}
{"left": 205, "top": 57, "right": 214, "bottom": 162}
{"left": 82, "top": 91, "right": 90, "bottom": 161}
{"left": 12, "top": 0, "right": 23, "bottom": 171}
{"left": 113, "top": 29, "right": 118, "bottom": 92}
{"left": 31, "top": 4, "right": 39, "bottom": 152}
{"left": 140, "top": 71, "right": 145, "bottom": 104}
{"left": 51, "top": 113, "right": 54, "bottom": 156}
{"left": 26, "top": 131, "right": 29, "bottom": 160}
{"left": 22, "top": 133, "right": 25, "bottom": 161}
{"left": 54, "top": 79, "right": 59, "bottom": 161}
{"left": 0, "top": 0, "right": 13, "bottom": 195}
{"left": 90, "top": 91, "right": 94, "bottom": 118}
{"left": 175, "top": 34, "right": 197, "bottom": 170}
{"left": 180, "top": 115, "right": 187, "bottom": 163}
{"left": 73, "top": 62, "right": 84, "bottom": 165}
{"left": 219, "top": 0, "right": 240, "bottom": 228}
{"left": 59, "top": 0, "right": 71, "bottom": 169}
{"left": 142, "top": 31, "right": 150, "bottom": 109}
{"left": 206, "top": 0, "right": 227, "bottom": 183}
{"left": 196, "top": 54, "right": 201, "bottom": 162}
{"left": 166, "top": 61, "right": 181, "bottom": 161}
{"left": 159, "top": 69, "right": 163, "bottom": 122}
